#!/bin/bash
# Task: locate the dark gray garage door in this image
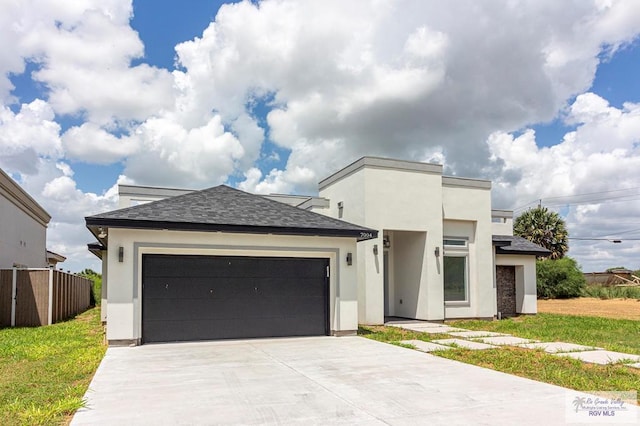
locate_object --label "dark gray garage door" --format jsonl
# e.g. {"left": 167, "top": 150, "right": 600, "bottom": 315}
{"left": 142, "top": 254, "right": 329, "bottom": 343}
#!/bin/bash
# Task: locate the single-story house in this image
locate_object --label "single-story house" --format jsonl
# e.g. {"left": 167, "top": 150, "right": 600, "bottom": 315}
{"left": 315, "top": 157, "right": 550, "bottom": 323}
{"left": 86, "top": 185, "right": 377, "bottom": 346}
{"left": 86, "top": 156, "right": 548, "bottom": 346}
{"left": 0, "top": 167, "right": 57, "bottom": 268}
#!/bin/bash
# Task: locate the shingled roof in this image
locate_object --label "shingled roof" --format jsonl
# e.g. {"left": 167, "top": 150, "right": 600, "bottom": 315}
{"left": 85, "top": 185, "right": 377, "bottom": 240}
{"left": 493, "top": 235, "right": 551, "bottom": 256}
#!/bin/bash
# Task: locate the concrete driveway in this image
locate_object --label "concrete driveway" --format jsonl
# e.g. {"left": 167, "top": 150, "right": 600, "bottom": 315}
{"left": 72, "top": 336, "right": 627, "bottom": 425}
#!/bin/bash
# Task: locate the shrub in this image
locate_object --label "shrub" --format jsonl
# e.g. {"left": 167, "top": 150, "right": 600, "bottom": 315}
{"left": 536, "top": 257, "right": 586, "bottom": 299}
{"left": 77, "top": 269, "right": 102, "bottom": 306}
{"left": 582, "top": 284, "right": 640, "bottom": 300}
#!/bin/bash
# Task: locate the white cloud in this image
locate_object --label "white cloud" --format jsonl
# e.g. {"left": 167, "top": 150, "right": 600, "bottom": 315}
{"left": 488, "top": 93, "right": 640, "bottom": 271}
{"left": 174, "top": 0, "right": 640, "bottom": 194}
{"left": 1, "top": 0, "right": 174, "bottom": 124}
{"left": 124, "top": 114, "right": 245, "bottom": 188}
{"left": 0, "top": 99, "right": 62, "bottom": 174}
{"left": 62, "top": 123, "right": 138, "bottom": 164}
{"left": 2, "top": 0, "right": 640, "bottom": 273}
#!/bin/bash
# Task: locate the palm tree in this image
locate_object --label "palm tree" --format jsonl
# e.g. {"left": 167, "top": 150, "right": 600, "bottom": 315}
{"left": 514, "top": 206, "right": 568, "bottom": 259}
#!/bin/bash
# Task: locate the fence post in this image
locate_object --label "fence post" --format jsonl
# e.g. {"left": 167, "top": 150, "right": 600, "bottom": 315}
{"left": 48, "top": 267, "right": 53, "bottom": 326}
{"left": 10, "top": 267, "right": 17, "bottom": 327}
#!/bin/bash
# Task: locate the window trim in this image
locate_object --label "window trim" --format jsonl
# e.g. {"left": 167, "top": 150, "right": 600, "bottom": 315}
{"left": 443, "top": 236, "right": 470, "bottom": 305}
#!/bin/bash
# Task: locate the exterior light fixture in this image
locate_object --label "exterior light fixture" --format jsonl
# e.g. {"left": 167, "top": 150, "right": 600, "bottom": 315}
{"left": 346, "top": 252, "right": 353, "bottom": 265}
{"left": 98, "top": 227, "right": 107, "bottom": 239}
{"left": 373, "top": 244, "right": 378, "bottom": 255}
{"left": 434, "top": 247, "right": 440, "bottom": 257}
{"left": 383, "top": 236, "right": 390, "bottom": 248}
{"left": 118, "top": 246, "right": 124, "bottom": 262}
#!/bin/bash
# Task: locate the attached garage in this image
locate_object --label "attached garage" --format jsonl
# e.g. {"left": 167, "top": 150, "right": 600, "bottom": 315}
{"left": 142, "top": 254, "right": 329, "bottom": 343}
{"left": 86, "top": 185, "right": 376, "bottom": 345}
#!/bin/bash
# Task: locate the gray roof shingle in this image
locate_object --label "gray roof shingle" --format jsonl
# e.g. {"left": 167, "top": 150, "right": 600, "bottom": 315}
{"left": 86, "top": 185, "right": 377, "bottom": 240}
{"left": 493, "top": 235, "right": 551, "bottom": 256}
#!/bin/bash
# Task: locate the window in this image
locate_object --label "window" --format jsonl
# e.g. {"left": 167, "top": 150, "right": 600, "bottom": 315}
{"left": 443, "top": 239, "right": 467, "bottom": 247}
{"left": 444, "top": 256, "right": 467, "bottom": 302}
{"left": 443, "top": 238, "right": 469, "bottom": 303}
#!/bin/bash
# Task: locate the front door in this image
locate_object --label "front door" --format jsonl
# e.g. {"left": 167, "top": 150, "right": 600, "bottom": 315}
{"left": 496, "top": 265, "right": 517, "bottom": 317}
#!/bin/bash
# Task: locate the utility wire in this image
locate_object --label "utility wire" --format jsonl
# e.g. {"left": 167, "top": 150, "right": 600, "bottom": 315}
{"left": 515, "top": 195, "right": 640, "bottom": 211}
{"left": 541, "top": 186, "right": 640, "bottom": 201}
{"left": 513, "top": 186, "right": 640, "bottom": 212}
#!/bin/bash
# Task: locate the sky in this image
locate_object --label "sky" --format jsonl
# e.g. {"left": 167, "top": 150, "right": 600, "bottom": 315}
{"left": 1, "top": 0, "right": 640, "bottom": 273}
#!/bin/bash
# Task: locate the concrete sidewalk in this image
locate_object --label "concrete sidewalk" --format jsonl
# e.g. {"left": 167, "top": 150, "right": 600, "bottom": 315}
{"left": 71, "top": 336, "right": 629, "bottom": 425}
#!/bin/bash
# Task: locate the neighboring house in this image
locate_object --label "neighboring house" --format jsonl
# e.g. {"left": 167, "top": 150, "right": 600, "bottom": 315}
{"left": 86, "top": 156, "right": 548, "bottom": 346}
{"left": 0, "top": 168, "right": 52, "bottom": 268}
{"left": 46, "top": 250, "right": 67, "bottom": 268}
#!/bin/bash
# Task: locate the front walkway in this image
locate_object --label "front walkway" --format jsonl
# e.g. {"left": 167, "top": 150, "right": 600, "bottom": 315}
{"left": 386, "top": 320, "right": 640, "bottom": 367}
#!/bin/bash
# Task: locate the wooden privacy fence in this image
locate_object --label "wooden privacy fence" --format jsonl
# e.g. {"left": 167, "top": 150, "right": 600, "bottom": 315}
{"left": 0, "top": 268, "right": 91, "bottom": 327}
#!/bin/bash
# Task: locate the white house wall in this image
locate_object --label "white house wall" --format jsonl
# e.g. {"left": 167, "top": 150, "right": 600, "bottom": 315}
{"left": 318, "top": 158, "right": 501, "bottom": 322}
{"left": 442, "top": 184, "right": 495, "bottom": 319}
{"left": 104, "top": 228, "right": 358, "bottom": 343}
{"left": 0, "top": 191, "right": 48, "bottom": 268}
{"left": 491, "top": 210, "right": 514, "bottom": 236}
{"left": 100, "top": 249, "right": 108, "bottom": 323}
{"left": 319, "top": 165, "right": 445, "bottom": 323}
{"left": 390, "top": 231, "right": 428, "bottom": 319}
{"left": 495, "top": 254, "right": 537, "bottom": 314}
{"left": 362, "top": 167, "right": 445, "bottom": 322}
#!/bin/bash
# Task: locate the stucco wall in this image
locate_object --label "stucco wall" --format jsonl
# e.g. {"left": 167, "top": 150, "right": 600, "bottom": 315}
{"left": 318, "top": 160, "right": 499, "bottom": 322}
{"left": 492, "top": 221, "right": 514, "bottom": 236}
{"left": 391, "top": 231, "right": 427, "bottom": 319}
{"left": 104, "top": 228, "right": 359, "bottom": 342}
{"left": 442, "top": 183, "right": 495, "bottom": 319}
{"left": 495, "top": 254, "right": 537, "bottom": 314}
{"left": 0, "top": 195, "right": 48, "bottom": 268}
{"left": 319, "top": 165, "right": 445, "bottom": 323}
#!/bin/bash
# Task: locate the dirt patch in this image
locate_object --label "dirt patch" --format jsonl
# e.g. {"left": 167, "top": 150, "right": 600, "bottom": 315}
{"left": 538, "top": 297, "right": 640, "bottom": 320}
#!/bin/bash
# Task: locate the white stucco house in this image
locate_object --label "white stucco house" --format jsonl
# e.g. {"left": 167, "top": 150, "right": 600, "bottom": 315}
{"left": 86, "top": 157, "right": 548, "bottom": 346}
{"left": 0, "top": 168, "right": 52, "bottom": 268}
{"left": 86, "top": 185, "right": 377, "bottom": 345}
{"left": 314, "top": 157, "right": 548, "bottom": 323}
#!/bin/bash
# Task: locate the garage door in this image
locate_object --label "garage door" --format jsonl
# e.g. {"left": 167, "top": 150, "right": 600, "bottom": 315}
{"left": 142, "top": 254, "right": 329, "bottom": 343}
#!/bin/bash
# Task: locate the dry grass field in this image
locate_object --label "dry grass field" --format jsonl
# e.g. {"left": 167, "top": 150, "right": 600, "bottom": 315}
{"left": 537, "top": 297, "right": 640, "bottom": 320}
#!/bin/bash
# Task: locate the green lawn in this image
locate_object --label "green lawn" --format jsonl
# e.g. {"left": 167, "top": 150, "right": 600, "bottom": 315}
{"left": 360, "top": 314, "right": 640, "bottom": 403}
{"left": 0, "top": 308, "right": 106, "bottom": 425}
{"left": 449, "top": 313, "right": 640, "bottom": 355}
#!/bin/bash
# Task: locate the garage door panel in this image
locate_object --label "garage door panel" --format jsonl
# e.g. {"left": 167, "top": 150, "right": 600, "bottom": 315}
{"left": 142, "top": 255, "right": 329, "bottom": 343}
{"left": 144, "top": 277, "right": 326, "bottom": 300}
{"left": 144, "top": 259, "right": 327, "bottom": 280}
{"left": 143, "top": 277, "right": 252, "bottom": 299}
{"left": 143, "top": 295, "right": 326, "bottom": 322}
{"left": 144, "top": 315, "right": 327, "bottom": 342}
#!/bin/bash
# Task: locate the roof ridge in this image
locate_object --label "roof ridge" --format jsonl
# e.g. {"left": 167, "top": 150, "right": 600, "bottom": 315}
{"left": 85, "top": 183, "right": 377, "bottom": 240}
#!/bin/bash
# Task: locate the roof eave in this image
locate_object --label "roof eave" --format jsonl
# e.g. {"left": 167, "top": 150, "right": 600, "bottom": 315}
{"left": 495, "top": 248, "right": 551, "bottom": 256}
{"left": 85, "top": 217, "right": 378, "bottom": 241}
{"left": 87, "top": 242, "right": 106, "bottom": 259}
